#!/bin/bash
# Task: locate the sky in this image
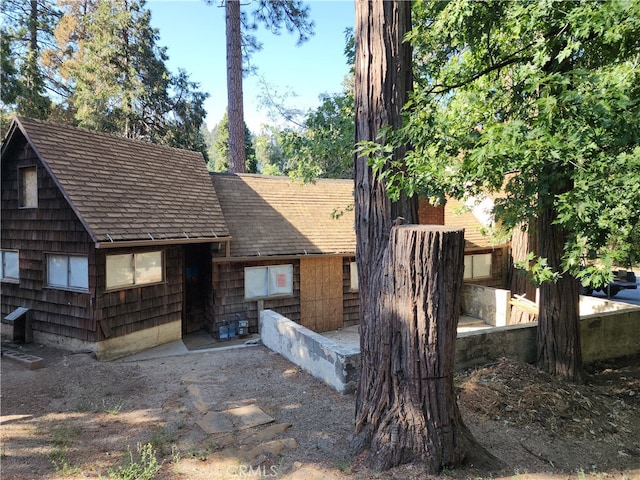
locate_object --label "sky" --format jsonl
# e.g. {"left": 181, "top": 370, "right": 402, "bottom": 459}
{"left": 146, "top": 0, "right": 355, "bottom": 133}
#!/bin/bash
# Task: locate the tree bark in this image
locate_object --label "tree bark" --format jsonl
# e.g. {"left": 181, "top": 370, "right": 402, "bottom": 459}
{"left": 352, "top": 0, "right": 501, "bottom": 473}
{"left": 509, "top": 223, "right": 538, "bottom": 324}
{"left": 536, "top": 204, "right": 583, "bottom": 383}
{"left": 225, "top": 0, "right": 246, "bottom": 173}
{"left": 353, "top": 226, "right": 502, "bottom": 472}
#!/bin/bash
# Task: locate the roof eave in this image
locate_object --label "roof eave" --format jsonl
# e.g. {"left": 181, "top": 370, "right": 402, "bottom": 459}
{"left": 95, "top": 236, "right": 233, "bottom": 249}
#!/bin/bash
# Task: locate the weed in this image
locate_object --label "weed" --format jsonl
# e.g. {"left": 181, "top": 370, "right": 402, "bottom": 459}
{"left": 108, "top": 442, "right": 162, "bottom": 480}
{"left": 48, "top": 424, "right": 82, "bottom": 475}
{"left": 76, "top": 398, "right": 124, "bottom": 415}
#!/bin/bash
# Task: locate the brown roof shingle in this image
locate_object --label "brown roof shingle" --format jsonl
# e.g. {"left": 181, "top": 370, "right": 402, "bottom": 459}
{"left": 211, "top": 173, "right": 355, "bottom": 257}
{"left": 8, "top": 117, "right": 229, "bottom": 244}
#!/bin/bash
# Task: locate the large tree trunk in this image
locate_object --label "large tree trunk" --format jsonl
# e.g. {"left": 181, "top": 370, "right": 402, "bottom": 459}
{"left": 352, "top": 0, "right": 501, "bottom": 473}
{"left": 352, "top": 226, "right": 502, "bottom": 472}
{"left": 509, "top": 223, "right": 538, "bottom": 324}
{"left": 536, "top": 205, "right": 583, "bottom": 383}
{"left": 225, "top": 0, "right": 246, "bottom": 173}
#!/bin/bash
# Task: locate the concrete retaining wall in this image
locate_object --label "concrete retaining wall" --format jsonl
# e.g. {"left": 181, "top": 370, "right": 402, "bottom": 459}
{"left": 461, "top": 283, "right": 511, "bottom": 326}
{"left": 260, "top": 310, "right": 360, "bottom": 394}
{"left": 262, "top": 301, "right": 640, "bottom": 394}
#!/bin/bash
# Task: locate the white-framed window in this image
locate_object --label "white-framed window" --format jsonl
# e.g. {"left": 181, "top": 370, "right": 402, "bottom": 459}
{"left": 245, "top": 264, "right": 293, "bottom": 300}
{"left": 47, "top": 254, "right": 88, "bottom": 291}
{"left": 19, "top": 166, "right": 38, "bottom": 208}
{"left": 1, "top": 250, "right": 19, "bottom": 282}
{"left": 106, "top": 251, "right": 164, "bottom": 290}
{"left": 464, "top": 253, "right": 492, "bottom": 280}
{"left": 350, "top": 261, "right": 359, "bottom": 291}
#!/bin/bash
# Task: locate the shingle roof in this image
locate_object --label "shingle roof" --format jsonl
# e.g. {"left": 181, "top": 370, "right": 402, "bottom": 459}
{"left": 6, "top": 117, "right": 229, "bottom": 244}
{"left": 211, "top": 173, "right": 355, "bottom": 257}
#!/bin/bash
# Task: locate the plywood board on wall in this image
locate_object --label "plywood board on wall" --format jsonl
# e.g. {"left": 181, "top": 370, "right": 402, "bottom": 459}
{"left": 300, "top": 257, "right": 343, "bottom": 332}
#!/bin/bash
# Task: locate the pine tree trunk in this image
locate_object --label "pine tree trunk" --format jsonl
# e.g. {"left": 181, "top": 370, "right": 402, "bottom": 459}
{"left": 509, "top": 223, "right": 538, "bottom": 324}
{"left": 352, "top": 0, "right": 501, "bottom": 473}
{"left": 225, "top": 0, "right": 246, "bottom": 173}
{"left": 536, "top": 205, "right": 583, "bottom": 382}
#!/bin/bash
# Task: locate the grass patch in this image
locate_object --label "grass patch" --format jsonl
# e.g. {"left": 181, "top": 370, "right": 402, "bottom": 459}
{"left": 108, "top": 442, "right": 162, "bottom": 480}
{"left": 76, "top": 398, "right": 125, "bottom": 415}
{"left": 49, "top": 424, "right": 83, "bottom": 475}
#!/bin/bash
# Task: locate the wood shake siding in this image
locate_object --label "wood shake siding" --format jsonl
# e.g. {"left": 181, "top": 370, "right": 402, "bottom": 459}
{"left": 1, "top": 142, "right": 96, "bottom": 340}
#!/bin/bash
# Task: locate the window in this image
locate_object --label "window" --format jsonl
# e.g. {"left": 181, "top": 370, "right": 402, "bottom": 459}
{"left": 350, "top": 261, "right": 359, "bottom": 291}
{"left": 1, "top": 250, "right": 19, "bottom": 282}
{"left": 19, "top": 166, "right": 38, "bottom": 208}
{"left": 106, "top": 251, "right": 163, "bottom": 289}
{"left": 245, "top": 264, "right": 293, "bottom": 300}
{"left": 47, "top": 254, "right": 88, "bottom": 291}
{"left": 464, "top": 253, "right": 492, "bottom": 280}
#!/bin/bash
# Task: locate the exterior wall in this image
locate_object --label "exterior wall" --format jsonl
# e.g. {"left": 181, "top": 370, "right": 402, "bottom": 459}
{"left": 212, "top": 256, "right": 358, "bottom": 337}
{"left": 418, "top": 199, "right": 445, "bottom": 225}
{"left": 212, "top": 259, "right": 302, "bottom": 336}
{"left": 1, "top": 140, "right": 96, "bottom": 341}
{"left": 93, "top": 246, "right": 184, "bottom": 341}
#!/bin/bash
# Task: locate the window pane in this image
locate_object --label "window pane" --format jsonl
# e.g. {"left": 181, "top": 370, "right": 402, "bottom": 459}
{"left": 2, "top": 251, "right": 19, "bottom": 279}
{"left": 268, "top": 265, "right": 293, "bottom": 296}
{"left": 463, "top": 256, "right": 472, "bottom": 279}
{"left": 350, "top": 261, "right": 359, "bottom": 291}
{"left": 245, "top": 267, "right": 268, "bottom": 299}
{"left": 20, "top": 167, "right": 38, "bottom": 208}
{"left": 69, "top": 256, "right": 88, "bottom": 289}
{"left": 107, "top": 254, "right": 134, "bottom": 288}
{"left": 48, "top": 255, "right": 68, "bottom": 287}
{"left": 472, "top": 253, "right": 492, "bottom": 278}
{"left": 135, "top": 252, "right": 162, "bottom": 284}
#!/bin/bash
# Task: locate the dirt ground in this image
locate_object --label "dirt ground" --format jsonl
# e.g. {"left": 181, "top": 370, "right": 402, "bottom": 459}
{"left": 1, "top": 339, "right": 639, "bottom": 480}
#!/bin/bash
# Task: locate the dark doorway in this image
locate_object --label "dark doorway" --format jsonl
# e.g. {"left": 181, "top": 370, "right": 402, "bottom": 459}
{"left": 184, "top": 243, "right": 213, "bottom": 335}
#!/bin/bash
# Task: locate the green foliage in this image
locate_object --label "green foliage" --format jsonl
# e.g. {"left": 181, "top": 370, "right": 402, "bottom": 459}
{"left": 2, "top": 0, "right": 209, "bottom": 154}
{"left": 279, "top": 91, "right": 355, "bottom": 181}
{"left": 207, "top": 112, "right": 256, "bottom": 173}
{"left": 382, "top": 0, "right": 640, "bottom": 282}
{"left": 108, "top": 442, "right": 161, "bottom": 480}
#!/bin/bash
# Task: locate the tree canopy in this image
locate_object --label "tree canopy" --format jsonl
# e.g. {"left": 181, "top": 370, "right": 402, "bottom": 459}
{"left": 388, "top": 0, "right": 640, "bottom": 277}
{"left": 2, "top": 0, "right": 209, "bottom": 154}
{"left": 368, "top": 0, "right": 640, "bottom": 381}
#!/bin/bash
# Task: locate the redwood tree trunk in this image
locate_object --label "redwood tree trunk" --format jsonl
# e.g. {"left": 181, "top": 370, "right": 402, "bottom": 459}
{"left": 509, "top": 223, "right": 538, "bottom": 324}
{"left": 352, "top": 0, "right": 500, "bottom": 472}
{"left": 353, "top": 226, "right": 501, "bottom": 472}
{"left": 536, "top": 204, "right": 583, "bottom": 382}
{"left": 225, "top": 0, "right": 246, "bottom": 173}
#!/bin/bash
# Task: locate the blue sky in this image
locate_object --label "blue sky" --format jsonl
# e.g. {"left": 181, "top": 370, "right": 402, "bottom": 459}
{"left": 146, "top": 0, "right": 354, "bottom": 133}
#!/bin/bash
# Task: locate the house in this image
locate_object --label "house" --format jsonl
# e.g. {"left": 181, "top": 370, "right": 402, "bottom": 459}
{"left": 1, "top": 117, "right": 230, "bottom": 359}
{"left": 1, "top": 116, "right": 508, "bottom": 360}
{"left": 209, "top": 173, "right": 358, "bottom": 336}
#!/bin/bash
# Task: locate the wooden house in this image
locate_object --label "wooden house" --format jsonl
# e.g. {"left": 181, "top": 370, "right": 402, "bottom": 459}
{"left": 209, "top": 173, "right": 358, "bottom": 336}
{"left": 1, "top": 117, "right": 230, "bottom": 359}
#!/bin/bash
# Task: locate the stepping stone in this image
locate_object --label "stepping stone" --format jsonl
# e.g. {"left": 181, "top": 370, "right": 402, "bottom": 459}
{"left": 197, "top": 404, "right": 274, "bottom": 434}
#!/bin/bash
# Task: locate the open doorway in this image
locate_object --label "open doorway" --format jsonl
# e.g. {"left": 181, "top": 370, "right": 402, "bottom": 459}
{"left": 183, "top": 243, "right": 213, "bottom": 335}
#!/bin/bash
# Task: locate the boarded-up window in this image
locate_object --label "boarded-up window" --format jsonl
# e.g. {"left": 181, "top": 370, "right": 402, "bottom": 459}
{"left": 47, "top": 254, "right": 88, "bottom": 291}
{"left": 0, "top": 250, "right": 19, "bottom": 281}
{"left": 19, "top": 166, "right": 38, "bottom": 208}
{"left": 245, "top": 265, "right": 293, "bottom": 300}
{"left": 106, "top": 251, "right": 163, "bottom": 290}
{"left": 464, "top": 253, "right": 492, "bottom": 279}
